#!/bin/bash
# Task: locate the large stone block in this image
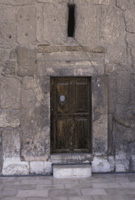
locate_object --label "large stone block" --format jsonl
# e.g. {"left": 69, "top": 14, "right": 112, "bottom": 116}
{"left": 116, "top": 72, "right": 131, "bottom": 104}
{"left": 0, "top": 77, "right": 20, "bottom": 109}
{"left": 17, "top": 7, "right": 36, "bottom": 44}
{"left": 23, "top": 77, "right": 44, "bottom": 103}
{"left": 0, "top": 111, "right": 20, "bottom": 128}
{"left": 115, "top": 153, "right": 130, "bottom": 172}
{"left": 0, "top": 130, "right": 2, "bottom": 173}
{"left": 108, "top": 74, "right": 116, "bottom": 114}
{"left": 131, "top": 48, "right": 135, "bottom": 68}
{"left": 92, "top": 76, "right": 108, "bottom": 154}
{"left": 2, "top": 158, "right": 29, "bottom": 175}
{"left": 0, "top": 6, "right": 16, "bottom": 48}
{"left": 92, "top": 0, "right": 110, "bottom": 5}
{"left": 17, "top": 47, "right": 36, "bottom": 77}
{"left": 114, "top": 104, "right": 135, "bottom": 141}
{"left": 37, "top": 60, "right": 104, "bottom": 78}
{"left": 126, "top": 33, "right": 135, "bottom": 48}
{"left": 116, "top": 0, "right": 135, "bottom": 10}
{"left": 131, "top": 74, "right": 135, "bottom": 104}
{"left": 2, "top": 129, "right": 20, "bottom": 158}
{"left": 0, "top": 0, "right": 35, "bottom": 5}
{"left": 20, "top": 76, "right": 50, "bottom": 160}
{"left": 125, "top": 8, "right": 135, "bottom": 33}
{"left": 92, "top": 156, "right": 114, "bottom": 173}
{"left": 43, "top": 2, "right": 67, "bottom": 45}
{"left": 3, "top": 60, "right": 16, "bottom": 76}
{"left": 75, "top": 4, "right": 99, "bottom": 45}
{"left": 92, "top": 76, "right": 108, "bottom": 115}
{"left": 30, "top": 161, "right": 51, "bottom": 174}
{"left": 105, "top": 46, "right": 127, "bottom": 65}
{"left": 100, "top": 6, "right": 124, "bottom": 45}
{"left": 93, "top": 114, "right": 108, "bottom": 154}
{"left": 0, "top": 49, "right": 9, "bottom": 64}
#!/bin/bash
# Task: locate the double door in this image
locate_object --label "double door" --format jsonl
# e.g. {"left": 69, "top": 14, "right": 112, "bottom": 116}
{"left": 51, "top": 77, "right": 91, "bottom": 153}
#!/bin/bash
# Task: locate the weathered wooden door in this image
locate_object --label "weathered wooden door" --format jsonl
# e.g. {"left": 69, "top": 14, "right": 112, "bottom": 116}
{"left": 51, "top": 77, "right": 91, "bottom": 153}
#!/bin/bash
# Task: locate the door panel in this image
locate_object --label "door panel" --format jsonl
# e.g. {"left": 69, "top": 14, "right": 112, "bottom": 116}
{"left": 75, "top": 83, "right": 88, "bottom": 113}
{"left": 56, "top": 82, "right": 70, "bottom": 113}
{"left": 74, "top": 118, "right": 88, "bottom": 150}
{"left": 51, "top": 77, "right": 91, "bottom": 153}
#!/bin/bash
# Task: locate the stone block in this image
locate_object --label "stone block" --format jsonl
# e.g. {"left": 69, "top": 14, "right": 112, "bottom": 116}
{"left": 92, "top": 157, "right": 113, "bottom": 173}
{"left": 0, "top": 77, "right": 20, "bottom": 109}
{"left": 100, "top": 6, "right": 124, "bottom": 45}
{"left": 30, "top": 161, "right": 51, "bottom": 174}
{"left": 131, "top": 74, "right": 135, "bottom": 104}
{"left": 43, "top": 2, "right": 67, "bottom": 45}
{"left": 23, "top": 77, "right": 44, "bottom": 103}
{"left": 3, "top": 60, "right": 16, "bottom": 76}
{"left": 108, "top": 74, "right": 116, "bottom": 113}
{"left": 92, "top": 76, "right": 108, "bottom": 154}
{"left": 9, "top": 48, "right": 17, "bottom": 60}
{"left": 93, "top": 114, "right": 108, "bottom": 154}
{"left": 75, "top": 4, "right": 99, "bottom": 45}
{"left": 0, "top": 111, "right": 20, "bottom": 128}
{"left": 20, "top": 77, "right": 49, "bottom": 160}
{"left": 17, "top": 7, "right": 36, "bottom": 44}
{"left": 117, "top": 0, "right": 134, "bottom": 10}
{"left": 105, "top": 46, "right": 127, "bottom": 64}
{"left": 131, "top": 155, "right": 135, "bottom": 171}
{"left": 37, "top": 60, "right": 104, "bottom": 78}
{"left": 2, "top": 129, "right": 20, "bottom": 158}
{"left": 115, "top": 153, "right": 130, "bottom": 172}
{"left": 0, "top": 49, "right": 9, "bottom": 64}
{"left": 2, "top": 158, "right": 29, "bottom": 175}
{"left": 125, "top": 8, "right": 135, "bottom": 33}
{"left": 126, "top": 33, "right": 135, "bottom": 48}
{"left": 116, "top": 72, "right": 131, "bottom": 104}
{"left": 0, "top": 6, "right": 16, "bottom": 48}
{"left": 0, "top": 0, "right": 36, "bottom": 5}
{"left": 0, "top": 130, "right": 2, "bottom": 173}
{"left": 92, "top": 76, "right": 108, "bottom": 115}
{"left": 92, "top": 0, "right": 110, "bottom": 4}
{"left": 131, "top": 48, "right": 135, "bottom": 67}
{"left": 53, "top": 164, "right": 91, "bottom": 179}
{"left": 17, "top": 47, "right": 36, "bottom": 77}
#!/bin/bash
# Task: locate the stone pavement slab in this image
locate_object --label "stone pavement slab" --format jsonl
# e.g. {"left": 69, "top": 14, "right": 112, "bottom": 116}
{"left": 0, "top": 174, "right": 135, "bottom": 200}
{"left": 49, "top": 189, "right": 81, "bottom": 197}
{"left": 17, "top": 190, "right": 48, "bottom": 198}
{"left": 81, "top": 188, "right": 107, "bottom": 196}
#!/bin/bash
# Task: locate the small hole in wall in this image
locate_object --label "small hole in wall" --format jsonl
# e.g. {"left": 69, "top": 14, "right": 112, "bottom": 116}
{"left": 9, "top": 35, "right": 12, "bottom": 39}
{"left": 68, "top": 4, "right": 75, "bottom": 37}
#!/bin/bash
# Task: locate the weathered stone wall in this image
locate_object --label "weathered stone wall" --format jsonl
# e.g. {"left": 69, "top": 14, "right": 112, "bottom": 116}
{"left": 0, "top": 0, "right": 135, "bottom": 175}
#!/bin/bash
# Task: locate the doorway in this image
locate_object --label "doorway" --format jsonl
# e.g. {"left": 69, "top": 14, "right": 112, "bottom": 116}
{"left": 50, "top": 77, "right": 92, "bottom": 153}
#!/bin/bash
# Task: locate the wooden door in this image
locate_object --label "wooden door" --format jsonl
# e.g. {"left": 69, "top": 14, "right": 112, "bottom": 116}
{"left": 50, "top": 77, "right": 91, "bottom": 153}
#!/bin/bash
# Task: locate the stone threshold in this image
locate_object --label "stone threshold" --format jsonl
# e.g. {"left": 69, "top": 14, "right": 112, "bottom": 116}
{"left": 53, "top": 163, "right": 92, "bottom": 178}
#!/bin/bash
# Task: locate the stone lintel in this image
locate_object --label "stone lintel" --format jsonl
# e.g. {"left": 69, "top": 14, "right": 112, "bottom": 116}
{"left": 38, "top": 45, "right": 105, "bottom": 54}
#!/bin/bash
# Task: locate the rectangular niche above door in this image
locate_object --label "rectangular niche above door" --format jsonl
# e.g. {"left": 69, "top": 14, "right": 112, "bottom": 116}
{"left": 50, "top": 77, "right": 92, "bottom": 154}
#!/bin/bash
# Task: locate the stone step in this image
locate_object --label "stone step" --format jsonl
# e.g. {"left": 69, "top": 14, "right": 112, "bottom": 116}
{"left": 53, "top": 164, "right": 92, "bottom": 178}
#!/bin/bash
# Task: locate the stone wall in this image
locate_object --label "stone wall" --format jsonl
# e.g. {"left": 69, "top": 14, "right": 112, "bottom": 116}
{"left": 0, "top": 0, "right": 135, "bottom": 175}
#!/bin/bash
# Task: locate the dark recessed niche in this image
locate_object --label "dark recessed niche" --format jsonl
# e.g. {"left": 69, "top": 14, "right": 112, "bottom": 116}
{"left": 68, "top": 4, "right": 75, "bottom": 37}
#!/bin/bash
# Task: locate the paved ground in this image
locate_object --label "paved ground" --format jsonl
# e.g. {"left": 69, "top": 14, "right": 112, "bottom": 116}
{"left": 0, "top": 173, "right": 135, "bottom": 200}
